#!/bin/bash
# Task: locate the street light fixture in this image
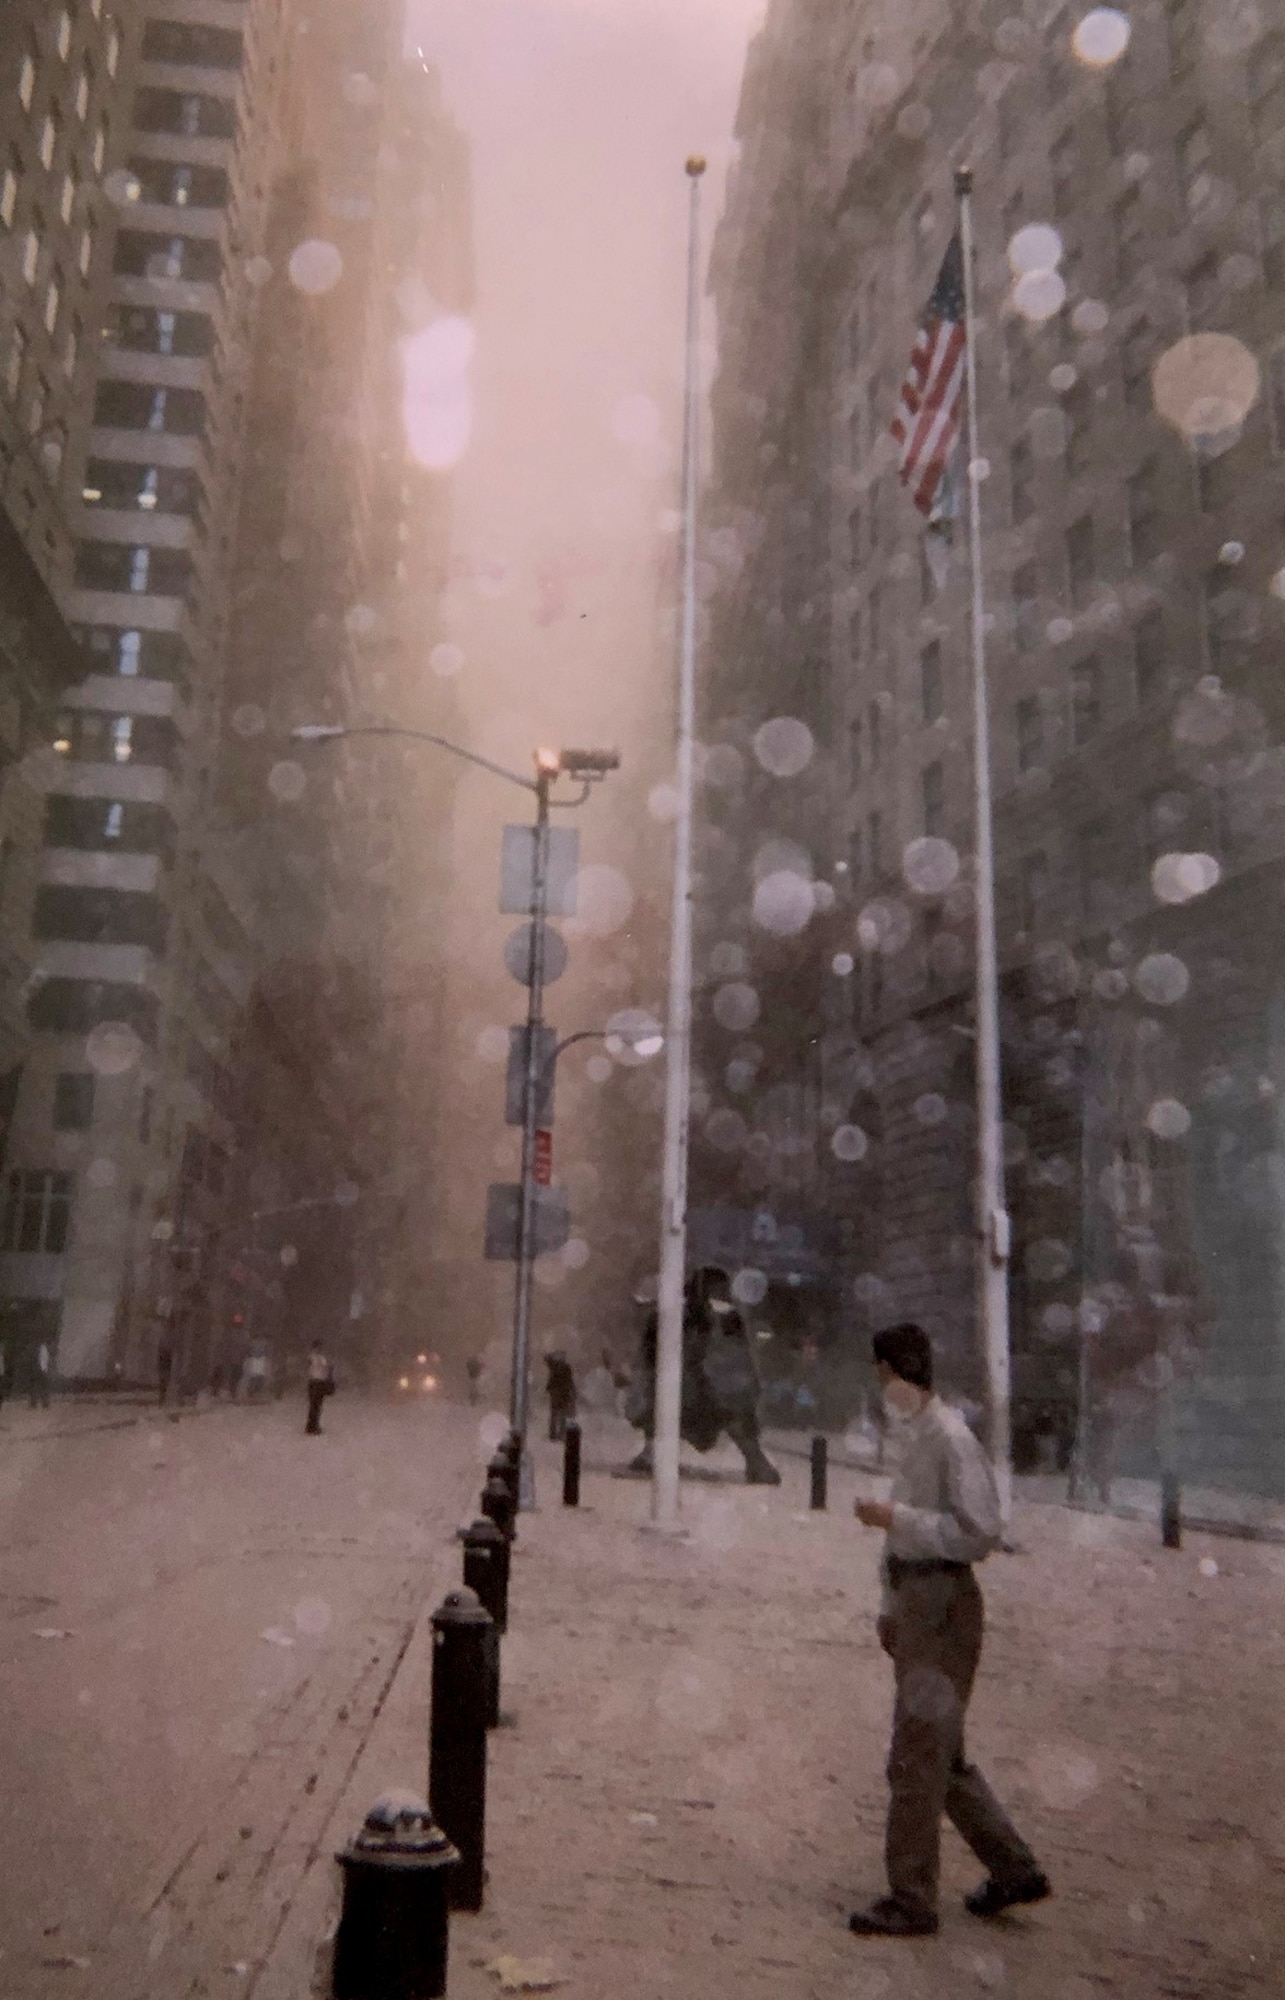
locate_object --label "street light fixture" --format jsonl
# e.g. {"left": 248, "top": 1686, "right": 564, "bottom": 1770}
{"left": 291, "top": 717, "right": 620, "bottom": 1493}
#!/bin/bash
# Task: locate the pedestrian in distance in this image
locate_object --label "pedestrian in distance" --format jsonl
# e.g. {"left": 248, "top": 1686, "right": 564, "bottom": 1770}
{"left": 305, "top": 1342, "right": 334, "bottom": 1436}
{"left": 156, "top": 1340, "right": 173, "bottom": 1407}
{"left": 545, "top": 1350, "right": 577, "bottom": 1442}
{"left": 848, "top": 1322, "right": 1050, "bottom": 1939}
{"left": 30, "top": 1340, "right": 52, "bottom": 1409}
{"left": 0, "top": 1340, "right": 8, "bottom": 1411}
{"left": 465, "top": 1353, "right": 483, "bottom": 1405}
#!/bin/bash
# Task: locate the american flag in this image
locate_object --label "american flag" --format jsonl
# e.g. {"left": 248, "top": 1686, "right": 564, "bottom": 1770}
{"left": 891, "top": 233, "right": 967, "bottom": 519}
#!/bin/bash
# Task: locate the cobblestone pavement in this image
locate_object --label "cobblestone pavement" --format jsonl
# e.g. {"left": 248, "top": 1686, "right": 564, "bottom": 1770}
{"left": 2, "top": 1399, "right": 1283, "bottom": 1999}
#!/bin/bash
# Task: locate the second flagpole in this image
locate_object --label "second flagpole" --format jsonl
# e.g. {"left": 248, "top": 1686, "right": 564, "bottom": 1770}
{"left": 955, "top": 165, "right": 1014, "bottom": 1528}
{"left": 648, "top": 155, "right": 706, "bottom": 1536}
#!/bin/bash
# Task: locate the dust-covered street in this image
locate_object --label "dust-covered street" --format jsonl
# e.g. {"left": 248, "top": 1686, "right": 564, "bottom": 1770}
{"left": 2, "top": 1396, "right": 1282, "bottom": 1999}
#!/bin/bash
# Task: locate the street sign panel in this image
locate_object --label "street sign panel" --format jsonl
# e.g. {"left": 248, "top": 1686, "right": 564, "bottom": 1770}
{"left": 483, "top": 1183, "right": 570, "bottom": 1261}
{"left": 505, "top": 1025, "right": 557, "bottom": 1127}
{"left": 500, "top": 825, "right": 580, "bottom": 917}
{"left": 534, "top": 1129, "right": 553, "bottom": 1187}
{"left": 503, "top": 922, "right": 569, "bottom": 987}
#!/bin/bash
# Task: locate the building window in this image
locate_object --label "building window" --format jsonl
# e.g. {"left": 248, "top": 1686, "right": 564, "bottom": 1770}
{"left": 1178, "top": 120, "right": 1210, "bottom": 212}
{"left": 1166, "top": 0, "right": 1199, "bottom": 83}
{"left": 868, "top": 808, "right": 882, "bottom": 877}
{"left": 1010, "top": 436, "right": 1033, "bottom": 523}
{"left": 1020, "top": 850, "right": 1050, "bottom": 936}
{"left": 1186, "top": 251, "right": 1220, "bottom": 330}
{"left": 1114, "top": 186, "right": 1144, "bottom": 286}
{"left": 1134, "top": 608, "right": 1166, "bottom": 703}
{"left": 53, "top": 1074, "right": 96, "bottom": 1132}
{"left": 1121, "top": 321, "right": 1151, "bottom": 410}
{"left": 1, "top": 158, "right": 17, "bottom": 229}
{"left": 1067, "top": 517, "right": 1095, "bottom": 603}
{"left": 5, "top": 325, "right": 26, "bottom": 400}
{"left": 1050, "top": 129, "right": 1075, "bottom": 217}
{"left": 27, "top": 374, "right": 47, "bottom": 438}
{"left": 2, "top": 1171, "right": 73, "bottom": 1255}
{"left": 868, "top": 699, "right": 883, "bottom": 769}
{"left": 1077, "top": 817, "right": 1111, "bottom": 926}
{"left": 38, "top": 111, "right": 59, "bottom": 171}
{"left": 921, "top": 640, "right": 943, "bottom": 723}
{"left": 63, "top": 315, "right": 79, "bottom": 379}
{"left": 59, "top": 168, "right": 76, "bottom": 224}
{"left": 107, "top": 25, "right": 120, "bottom": 76}
{"left": 1016, "top": 695, "right": 1042, "bottom": 773}
{"left": 22, "top": 222, "right": 41, "bottom": 284}
{"left": 18, "top": 49, "right": 37, "bottom": 113}
{"left": 1128, "top": 461, "right": 1160, "bottom": 561}
{"left": 92, "top": 121, "right": 106, "bottom": 173}
{"left": 1064, "top": 382, "right": 1091, "bottom": 477}
{"left": 850, "top": 714, "right": 863, "bottom": 778}
{"left": 922, "top": 760, "right": 945, "bottom": 837}
{"left": 1013, "top": 560, "right": 1040, "bottom": 646}
{"left": 44, "top": 269, "right": 61, "bottom": 334}
{"left": 1268, "top": 348, "right": 1285, "bottom": 452}
{"left": 1071, "top": 658, "right": 1102, "bottom": 746}
{"left": 75, "top": 62, "right": 92, "bottom": 122}
{"left": 1261, "top": 191, "right": 1285, "bottom": 290}
{"left": 78, "top": 220, "right": 94, "bottom": 276}
{"left": 57, "top": 9, "right": 73, "bottom": 61}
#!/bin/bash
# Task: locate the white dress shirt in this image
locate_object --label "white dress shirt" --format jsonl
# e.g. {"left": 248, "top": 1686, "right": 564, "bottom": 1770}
{"left": 880, "top": 1396, "right": 1003, "bottom": 1610}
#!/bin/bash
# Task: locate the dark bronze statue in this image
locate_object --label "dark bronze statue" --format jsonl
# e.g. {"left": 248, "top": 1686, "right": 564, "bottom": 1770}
{"left": 626, "top": 1266, "right": 781, "bottom": 1485}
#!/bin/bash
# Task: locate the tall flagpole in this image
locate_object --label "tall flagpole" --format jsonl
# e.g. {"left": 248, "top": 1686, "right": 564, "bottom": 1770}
{"left": 649, "top": 156, "right": 706, "bottom": 1536}
{"left": 955, "top": 166, "right": 1013, "bottom": 1527}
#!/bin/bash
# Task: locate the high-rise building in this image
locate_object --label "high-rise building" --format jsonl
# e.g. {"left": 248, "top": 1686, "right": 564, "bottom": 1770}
{"left": 701, "top": 0, "right": 1285, "bottom": 1490}
{"left": 0, "top": 2, "right": 470, "bottom": 1393}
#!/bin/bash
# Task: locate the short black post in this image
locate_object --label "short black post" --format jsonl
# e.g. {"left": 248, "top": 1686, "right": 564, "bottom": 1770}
{"left": 1160, "top": 1471, "right": 1182, "bottom": 1550}
{"left": 428, "top": 1589, "right": 492, "bottom": 1910}
{"left": 461, "top": 1516, "right": 507, "bottom": 1729}
{"left": 333, "top": 1794, "right": 458, "bottom": 2000}
{"left": 810, "top": 1433, "right": 827, "bottom": 1511}
{"left": 461, "top": 1514, "right": 509, "bottom": 1633}
{"left": 481, "top": 1470, "right": 516, "bottom": 1542}
{"left": 562, "top": 1419, "right": 582, "bottom": 1507}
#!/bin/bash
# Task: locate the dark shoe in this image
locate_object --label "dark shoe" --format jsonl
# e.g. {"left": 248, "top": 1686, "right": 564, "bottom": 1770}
{"left": 744, "top": 1455, "right": 782, "bottom": 1486}
{"left": 964, "top": 1871, "right": 1051, "bottom": 1919}
{"left": 626, "top": 1447, "right": 652, "bottom": 1473}
{"left": 848, "top": 1897, "right": 937, "bottom": 1938}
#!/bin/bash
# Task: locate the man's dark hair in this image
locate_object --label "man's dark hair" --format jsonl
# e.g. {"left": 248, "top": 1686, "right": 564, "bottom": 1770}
{"left": 872, "top": 1322, "right": 934, "bottom": 1391}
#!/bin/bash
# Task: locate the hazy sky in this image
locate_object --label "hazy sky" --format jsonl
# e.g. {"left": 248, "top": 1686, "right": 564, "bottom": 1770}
{"left": 397, "top": 0, "right": 766, "bottom": 1337}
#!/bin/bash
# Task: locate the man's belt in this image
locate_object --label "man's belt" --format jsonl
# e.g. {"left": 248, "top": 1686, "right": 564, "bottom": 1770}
{"left": 886, "top": 1556, "right": 971, "bottom": 1581}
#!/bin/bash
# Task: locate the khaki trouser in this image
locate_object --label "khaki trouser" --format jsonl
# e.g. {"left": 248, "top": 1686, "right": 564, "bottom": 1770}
{"left": 883, "top": 1566, "right": 1037, "bottom": 1918}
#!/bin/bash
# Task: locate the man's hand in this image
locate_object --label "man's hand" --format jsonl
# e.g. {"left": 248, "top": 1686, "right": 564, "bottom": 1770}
{"left": 855, "top": 1499, "right": 894, "bottom": 1529}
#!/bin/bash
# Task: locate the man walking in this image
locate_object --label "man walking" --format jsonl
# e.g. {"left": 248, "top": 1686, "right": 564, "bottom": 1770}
{"left": 544, "top": 1350, "right": 577, "bottom": 1442}
{"left": 848, "top": 1323, "right": 1049, "bottom": 1938}
{"left": 305, "top": 1342, "right": 333, "bottom": 1436}
{"left": 30, "top": 1340, "right": 52, "bottom": 1409}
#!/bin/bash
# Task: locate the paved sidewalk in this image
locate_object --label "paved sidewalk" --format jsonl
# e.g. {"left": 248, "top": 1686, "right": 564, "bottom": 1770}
{"left": 298, "top": 1412, "right": 1282, "bottom": 2000}
{"left": 3, "top": 1400, "right": 1282, "bottom": 1999}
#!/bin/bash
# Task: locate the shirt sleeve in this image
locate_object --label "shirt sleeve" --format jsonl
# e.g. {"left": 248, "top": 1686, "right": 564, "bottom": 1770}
{"left": 888, "top": 1424, "right": 1003, "bottom": 1563}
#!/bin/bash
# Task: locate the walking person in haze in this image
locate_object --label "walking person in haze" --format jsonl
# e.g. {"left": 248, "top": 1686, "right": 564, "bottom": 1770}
{"left": 848, "top": 1323, "right": 1049, "bottom": 1938}
{"left": 305, "top": 1342, "right": 333, "bottom": 1436}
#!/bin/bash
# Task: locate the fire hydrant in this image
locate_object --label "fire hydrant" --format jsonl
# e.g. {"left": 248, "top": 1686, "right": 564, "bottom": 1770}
{"left": 332, "top": 1792, "right": 459, "bottom": 2000}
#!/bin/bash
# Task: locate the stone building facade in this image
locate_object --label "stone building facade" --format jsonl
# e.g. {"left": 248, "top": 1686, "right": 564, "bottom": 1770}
{"left": 0, "top": 2, "right": 470, "bottom": 1391}
{"left": 699, "top": 0, "right": 1285, "bottom": 1490}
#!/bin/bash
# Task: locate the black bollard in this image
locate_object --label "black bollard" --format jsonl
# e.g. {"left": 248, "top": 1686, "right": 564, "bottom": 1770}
{"left": 461, "top": 1514, "right": 509, "bottom": 1634}
{"left": 461, "top": 1516, "right": 506, "bottom": 1729}
{"left": 810, "top": 1433, "right": 827, "bottom": 1511}
{"left": 428, "top": 1589, "right": 492, "bottom": 1910}
{"left": 1160, "top": 1471, "right": 1182, "bottom": 1550}
{"left": 481, "top": 1471, "right": 516, "bottom": 1542}
{"left": 562, "top": 1419, "right": 582, "bottom": 1507}
{"left": 333, "top": 1793, "right": 459, "bottom": 2000}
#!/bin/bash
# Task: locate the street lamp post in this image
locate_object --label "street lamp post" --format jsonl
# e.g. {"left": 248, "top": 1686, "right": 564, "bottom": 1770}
{"left": 291, "top": 723, "right": 618, "bottom": 1497}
